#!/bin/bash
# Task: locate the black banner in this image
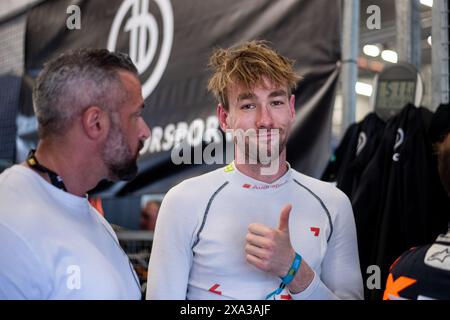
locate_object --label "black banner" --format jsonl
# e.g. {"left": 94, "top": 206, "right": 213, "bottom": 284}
{"left": 21, "top": 0, "right": 341, "bottom": 195}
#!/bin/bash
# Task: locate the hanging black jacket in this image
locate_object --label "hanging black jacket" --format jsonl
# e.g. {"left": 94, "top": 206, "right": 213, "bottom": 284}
{"left": 352, "top": 104, "right": 450, "bottom": 300}
{"left": 321, "top": 112, "right": 385, "bottom": 199}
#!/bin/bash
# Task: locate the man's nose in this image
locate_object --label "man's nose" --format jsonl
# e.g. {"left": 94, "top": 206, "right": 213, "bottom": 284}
{"left": 256, "top": 106, "right": 274, "bottom": 128}
{"left": 140, "top": 118, "right": 151, "bottom": 140}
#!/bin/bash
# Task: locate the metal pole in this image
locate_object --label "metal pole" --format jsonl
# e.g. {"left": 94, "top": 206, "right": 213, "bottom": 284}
{"left": 396, "top": 0, "right": 421, "bottom": 69}
{"left": 341, "top": 0, "right": 360, "bottom": 136}
{"left": 432, "top": 0, "right": 449, "bottom": 110}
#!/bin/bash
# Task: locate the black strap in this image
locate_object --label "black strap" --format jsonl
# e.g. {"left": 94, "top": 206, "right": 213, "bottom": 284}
{"left": 27, "top": 149, "right": 67, "bottom": 192}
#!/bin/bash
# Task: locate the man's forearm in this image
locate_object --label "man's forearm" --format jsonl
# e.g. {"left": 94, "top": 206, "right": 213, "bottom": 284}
{"left": 286, "top": 258, "right": 315, "bottom": 294}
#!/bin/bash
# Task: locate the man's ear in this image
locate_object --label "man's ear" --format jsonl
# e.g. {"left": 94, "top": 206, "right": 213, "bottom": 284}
{"left": 81, "top": 106, "right": 109, "bottom": 140}
{"left": 217, "top": 103, "right": 230, "bottom": 131}
{"left": 289, "top": 94, "right": 296, "bottom": 119}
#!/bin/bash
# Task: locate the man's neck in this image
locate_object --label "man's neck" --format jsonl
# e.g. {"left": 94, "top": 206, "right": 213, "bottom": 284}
{"left": 234, "top": 151, "right": 289, "bottom": 184}
{"left": 23, "top": 141, "right": 100, "bottom": 197}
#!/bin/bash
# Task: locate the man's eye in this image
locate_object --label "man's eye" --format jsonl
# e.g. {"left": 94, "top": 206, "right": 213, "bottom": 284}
{"left": 241, "top": 104, "right": 256, "bottom": 110}
{"left": 271, "top": 100, "right": 284, "bottom": 107}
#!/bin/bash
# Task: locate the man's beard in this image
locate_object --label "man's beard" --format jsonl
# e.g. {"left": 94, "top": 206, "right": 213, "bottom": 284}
{"left": 234, "top": 128, "right": 287, "bottom": 165}
{"left": 102, "top": 119, "right": 141, "bottom": 181}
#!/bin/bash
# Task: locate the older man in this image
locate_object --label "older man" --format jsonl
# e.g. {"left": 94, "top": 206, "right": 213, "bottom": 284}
{"left": 0, "top": 49, "right": 150, "bottom": 299}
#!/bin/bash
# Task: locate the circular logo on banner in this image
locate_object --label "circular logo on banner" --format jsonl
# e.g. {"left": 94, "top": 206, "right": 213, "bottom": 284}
{"left": 108, "top": 0, "right": 174, "bottom": 99}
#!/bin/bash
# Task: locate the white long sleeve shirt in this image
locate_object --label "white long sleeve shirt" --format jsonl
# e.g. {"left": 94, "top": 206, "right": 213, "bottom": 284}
{"left": 147, "top": 162, "right": 363, "bottom": 300}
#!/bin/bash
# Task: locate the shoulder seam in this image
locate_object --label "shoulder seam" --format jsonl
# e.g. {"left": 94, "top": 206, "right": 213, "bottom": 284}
{"left": 293, "top": 178, "right": 334, "bottom": 242}
{"left": 191, "top": 181, "right": 229, "bottom": 252}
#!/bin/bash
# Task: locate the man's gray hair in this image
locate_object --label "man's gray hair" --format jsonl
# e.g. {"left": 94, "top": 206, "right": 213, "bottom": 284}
{"left": 32, "top": 48, "right": 138, "bottom": 139}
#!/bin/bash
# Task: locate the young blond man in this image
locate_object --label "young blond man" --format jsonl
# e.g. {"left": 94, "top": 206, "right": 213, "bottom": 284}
{"left": 147, "top": 41, "right": 363, "bottom": 300}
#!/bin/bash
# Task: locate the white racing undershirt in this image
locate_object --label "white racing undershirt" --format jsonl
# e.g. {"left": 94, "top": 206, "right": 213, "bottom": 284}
{"left": 147, "top": 162, "right": 363, "bottom": 300}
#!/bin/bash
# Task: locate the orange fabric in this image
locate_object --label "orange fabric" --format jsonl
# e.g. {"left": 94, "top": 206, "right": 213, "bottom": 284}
{"left": 383, "top": 273, "right": 417, "bottom": 300}
{"left": 89, "top": 197, "right": 104, "bottom": 216}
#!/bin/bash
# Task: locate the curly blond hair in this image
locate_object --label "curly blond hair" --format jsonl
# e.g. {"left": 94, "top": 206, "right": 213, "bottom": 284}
{"left": 207, "top": 40, "right": 301, "bottom": 110}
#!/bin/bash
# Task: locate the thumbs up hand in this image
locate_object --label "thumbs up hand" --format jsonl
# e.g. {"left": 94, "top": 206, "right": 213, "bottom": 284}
{"left": 245, "top": 204, "right": 296, "bottom": 277}
{"left": 245, "top": 204, "right": 315, "bottom": 294}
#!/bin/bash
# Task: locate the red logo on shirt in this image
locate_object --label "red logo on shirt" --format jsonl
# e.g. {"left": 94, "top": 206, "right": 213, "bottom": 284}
{"left": 209, "top": 284, "right": 222, "bottom": 295}
{"left": 241, "top": 181, "right": 288, "bottom": 190}
{"left": 310, "top": 227, "right": 320, "bottom": 237}
{"left": 280, "top": 294, "right": 292, "bottom": 300}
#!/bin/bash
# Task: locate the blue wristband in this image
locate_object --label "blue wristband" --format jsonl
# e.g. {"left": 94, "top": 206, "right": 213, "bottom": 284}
{"left": 265, "top": 252, "right": 302, "bottom": 300}
{"left": 280, "top": 253, "right": 302, "bottom": 285}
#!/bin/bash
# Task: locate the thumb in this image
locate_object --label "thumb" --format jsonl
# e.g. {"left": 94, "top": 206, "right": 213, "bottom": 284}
{"left": 278, "top": 204, "right": 292, "bottom": 232}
